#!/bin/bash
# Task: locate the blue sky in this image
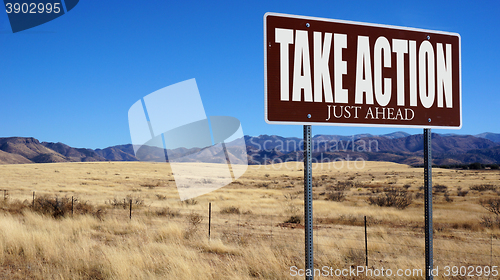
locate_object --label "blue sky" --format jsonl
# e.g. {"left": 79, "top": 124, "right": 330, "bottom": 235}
{"left": 0, "top": 0, "right": 499, "bottom": 149}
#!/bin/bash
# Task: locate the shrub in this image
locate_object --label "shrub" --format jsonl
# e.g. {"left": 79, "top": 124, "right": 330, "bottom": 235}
{"left": 72, "top": 198, "right": 94, "bottom": 214}
{"left": 259, "top": 182, "right": 270, "bottom": 188}
{"left": 182, "top": 198, "right": 198, "bottom": 206}
{"left": 444, "top": 192, "right": 453, "bottom": 203}
{"left": 0, "top": 199, "right": 29, "bottom": 215}
{"left": 156, "top": 207, "right": 180, "bottom": 217}
{"left": 141, "top": 184, "right": 156, "bottom": 189}
{"left": 457, "top": 190, "right": 469, "bottom": 197}
{"left": 128, "top": 195, "right": 144, "bottom": 206}
{"left": 367, "top": 187, "right": 413, "bottom": 209}
{"left": 325, "top": 191, "right": 346, "bottom": 202}
{"left": 480, "top": 198, "right": 500, "bottom": 216}
{"left": 469, "top": 162, "right": 482, "bottom": 170}
{"left": 188, "top": 212, "right": 203, "bottom": 226}
{"left": 220, "top": 206, "right": 240, "bottom": 214}
{"left": 336, "top": 180, "right": 354, "bottom": 190}
{"left": 184, "top": 212, "right": 203, "bottom": 239}
{"left": 284, "top": 215, "right": 301, "bottom": 224}
{"left": 107, "top": 196, "right": 144, "bottom": 209}
{"left": 155, "top": 194, "right": 167, "bottom": 200}
{"left": 480, "top": 215, "right": 500, "bottom": 228}
{"left": 471, "top": 184, "right": 497, "bottom": 192}
{"left": 34, "top": 196, "right": 68, "bottom": 218}
{"left": 327, "top": 180, "right": 354, "bottom": 193}
{"left": 107, "top": 198, "right": 126, "bottom": 208}
{"left": 32, "top": 195, "right": 93, "bottom": 218}
{"left": 433, "top": 184, "right": 448, "bottom": 193}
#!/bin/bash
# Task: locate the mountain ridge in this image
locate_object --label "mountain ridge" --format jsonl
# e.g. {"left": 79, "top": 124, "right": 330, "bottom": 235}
{"left": 0, "top": 132, "right": 498, "bottom": 166}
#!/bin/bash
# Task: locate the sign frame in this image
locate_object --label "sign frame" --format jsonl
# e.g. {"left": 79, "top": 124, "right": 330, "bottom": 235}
{"left": 264, "top": 12, "right": 462, "bottom": 129}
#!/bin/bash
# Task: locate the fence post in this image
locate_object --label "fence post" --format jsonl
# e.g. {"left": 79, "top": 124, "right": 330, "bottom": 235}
{"left": 129, "top": 199, "right": 132, "bottom": 220}
{"left": 270, "top": 214, "right": 273, "bottom": 247}
{"left": 71, "top": 196, "right": 74, "bottom": 217}
{"left": 32, "top": 191, "right": 35, "bottom": 208}
{"left": 316, "top": 225, "right": 319, "bottom": 254}
{"left": 208, "top": 202, "right": 212, "bottom": 241}
{"left": 3, "top": 190, "right": 6, "bottom": 200}
{"left": 365, "top": 216, "right": 368, "bottom": 267}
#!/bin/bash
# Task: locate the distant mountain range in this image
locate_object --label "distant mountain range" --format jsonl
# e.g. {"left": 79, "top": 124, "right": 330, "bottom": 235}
{"left": 244, "top": 133, "right": 500, "bottom": 166}
{"left": 0, "top": 132, "right": 499, "bottom": 166}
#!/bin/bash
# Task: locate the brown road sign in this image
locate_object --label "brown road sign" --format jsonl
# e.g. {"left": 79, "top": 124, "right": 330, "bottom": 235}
{"left": 264, "top": 13, "right": 461, "bottom": 129}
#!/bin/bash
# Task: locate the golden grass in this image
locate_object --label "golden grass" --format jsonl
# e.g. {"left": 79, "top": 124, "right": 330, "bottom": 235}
{"left": 0, "top": 161, "right": 499, "bottom": 279}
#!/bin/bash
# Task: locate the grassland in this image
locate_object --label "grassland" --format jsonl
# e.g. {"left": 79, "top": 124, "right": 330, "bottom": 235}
{"left": 0, "top": 161, "right": 499, "bottom": 279}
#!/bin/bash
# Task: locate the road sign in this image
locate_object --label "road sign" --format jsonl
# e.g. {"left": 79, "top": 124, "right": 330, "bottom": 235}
{"left": 264, "top": 13, "right": 461, "bottom": 129}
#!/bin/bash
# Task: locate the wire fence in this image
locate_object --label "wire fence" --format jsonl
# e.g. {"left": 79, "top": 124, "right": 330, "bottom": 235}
{"left": 2, "top": 188, "right": 500, "bottom": 278}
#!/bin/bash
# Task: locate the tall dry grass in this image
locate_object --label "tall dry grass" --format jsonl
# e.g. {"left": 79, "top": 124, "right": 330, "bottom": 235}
{"left": 0, "top": 210, "right": 295, "bottom": 279}
{"left": 0, "top": 161, "right": 499, "bottom": 279}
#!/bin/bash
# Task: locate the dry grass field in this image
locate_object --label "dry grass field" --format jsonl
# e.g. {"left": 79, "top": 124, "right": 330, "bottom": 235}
{"left": 0, "top": 161, "right": 499, "bottom": 279}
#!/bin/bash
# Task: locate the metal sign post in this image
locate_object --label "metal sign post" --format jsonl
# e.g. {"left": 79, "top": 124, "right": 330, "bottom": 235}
{"left": 303, "top": 125, "right": 313, "bottom": 280}
{"left": 424, "top": 128, "right": 433, "bottom": 279}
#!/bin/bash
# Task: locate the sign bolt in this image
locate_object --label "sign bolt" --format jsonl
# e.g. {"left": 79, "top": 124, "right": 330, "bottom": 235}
{"left": 306, "top": 23, "right": 310, "bottom": 27}
{"left": 307, "top": 114, "right": 311, "bottom": 119}
{"left": 428, "top": 118, "right": 432, "bottom": 122}
{"left": 427, "top": 35, "right": 430, "bottom": 40}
